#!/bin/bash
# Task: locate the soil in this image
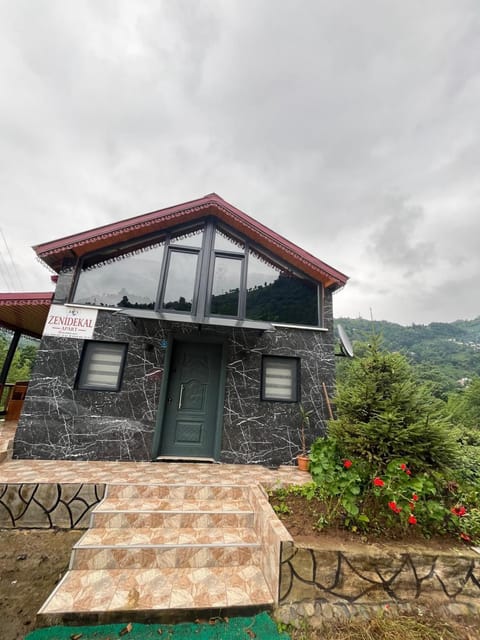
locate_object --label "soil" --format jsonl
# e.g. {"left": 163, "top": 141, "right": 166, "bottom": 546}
{"left": 269, "top": 492, "right": 472, "bottom": 552}
{"left": 0, "top": 528, "right": 83, "bottom": 640}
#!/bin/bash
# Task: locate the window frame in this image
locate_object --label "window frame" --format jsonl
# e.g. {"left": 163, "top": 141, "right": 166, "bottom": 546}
{"left": 75, "top": 340, "right": 128, "bottom": 392}
{"left": 70, "top": 219, "right": 324, "bottom": 328}
{"left": 261, "top": 355, "right": 300, "bottom": 403}
{"left": 159, "top": 246, "right": 202, "bottom": 314}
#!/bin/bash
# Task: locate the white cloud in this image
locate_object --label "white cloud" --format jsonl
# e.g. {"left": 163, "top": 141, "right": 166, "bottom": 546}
{"left": 0, "top": 0, "right": 479, "bottom": 324}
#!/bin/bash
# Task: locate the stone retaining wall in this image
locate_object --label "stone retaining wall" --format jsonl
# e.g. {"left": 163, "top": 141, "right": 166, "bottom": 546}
{"left": 276, "top": 541, "right": 480, "bottom": 627}
{"left": 0, "top": 483, "right": 105, "bottom": 528}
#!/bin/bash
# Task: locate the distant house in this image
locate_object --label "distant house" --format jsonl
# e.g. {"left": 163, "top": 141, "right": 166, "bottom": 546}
{"left": 12, "top": 194, "right": 348, "bottom": 466}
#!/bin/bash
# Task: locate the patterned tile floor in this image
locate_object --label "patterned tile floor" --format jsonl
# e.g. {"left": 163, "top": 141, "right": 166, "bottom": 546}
{"left": 39, "top": 566, "right": 273, "bottom": 614}
{"left": 0, "top": 458, "right": 310, "bottom": 486}
{"left": 0, "top": 420, "right": 310, "bottom": 487}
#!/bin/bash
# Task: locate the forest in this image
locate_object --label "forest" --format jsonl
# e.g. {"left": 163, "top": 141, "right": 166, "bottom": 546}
{"left": 335, "top": 316, "right": 480, "bottom": 399}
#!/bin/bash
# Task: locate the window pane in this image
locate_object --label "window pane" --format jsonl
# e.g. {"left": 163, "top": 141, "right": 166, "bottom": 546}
{"left": 78, "top": 342, "right": 127, "bottom": 391}
{"left": 246, "top": 252, "right": 318, "bottom": 325}
{"left": 74, "top": 244, "right": 164, "bottom": 308}
{"left": 262, "top": 357, "right": 298, "bottom": 402}
{"left": 163, "top": 250, "right": 198, "bottom": 311}
{"left": 214, "top": 229, "right": 245, "bottom": 253}
{"left": 210, "top": 256, "right": 242, "bottom": 316}
{"left": 170, "top": 227, "right": 204, "bottom": 248}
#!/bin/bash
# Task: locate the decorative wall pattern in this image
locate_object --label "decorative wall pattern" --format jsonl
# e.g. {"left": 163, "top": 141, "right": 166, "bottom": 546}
{"left": 279, "top": 544, "right": 480, "bottom": 606}
{"left": 13, "top": 290, "right": 335, "bottom": 465}
{"left": 0, "top": 483, "right": 105, "bottom": 528}
{"left": 13, "top": 313, "right": 166, "bottom": 461}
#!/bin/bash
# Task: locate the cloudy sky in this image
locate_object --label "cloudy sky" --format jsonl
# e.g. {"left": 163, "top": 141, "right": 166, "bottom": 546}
{"left": 0, "top": 1, "right": 479, "bottom": 326}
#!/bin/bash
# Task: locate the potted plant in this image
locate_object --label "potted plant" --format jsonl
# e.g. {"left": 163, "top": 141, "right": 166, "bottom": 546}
{"left": 297, "top": 404, "right": 313, "bottom": 471}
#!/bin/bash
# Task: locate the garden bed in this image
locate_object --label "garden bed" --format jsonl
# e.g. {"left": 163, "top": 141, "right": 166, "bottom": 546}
{"left": 269, "top": 490, "right": 472, "bottom": 552}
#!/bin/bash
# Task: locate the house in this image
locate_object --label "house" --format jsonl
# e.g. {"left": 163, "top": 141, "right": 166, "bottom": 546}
{"left": 12, "top": 193, "right": 348, "bottom": 466}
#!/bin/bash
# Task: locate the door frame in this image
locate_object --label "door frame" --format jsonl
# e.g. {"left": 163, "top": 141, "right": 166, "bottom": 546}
{"left": 152, "top": 333, "right": 227, "bottom": 461}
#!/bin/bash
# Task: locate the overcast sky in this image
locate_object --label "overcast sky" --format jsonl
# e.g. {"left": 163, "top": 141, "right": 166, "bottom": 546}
{"left": 0, "top": 0, "right": 479, "bottom": 326}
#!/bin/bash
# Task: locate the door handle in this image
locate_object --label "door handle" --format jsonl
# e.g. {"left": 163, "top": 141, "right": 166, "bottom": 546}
{"left": 178, "top": 384, "right": 184, "bottom": 410}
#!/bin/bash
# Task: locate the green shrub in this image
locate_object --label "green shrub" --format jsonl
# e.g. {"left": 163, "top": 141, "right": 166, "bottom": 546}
{"left": 328, "top": 337, "right": 459, "bottom": 472}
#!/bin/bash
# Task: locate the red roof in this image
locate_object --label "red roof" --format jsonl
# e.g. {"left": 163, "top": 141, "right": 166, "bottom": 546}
{"left": 0, "top": 292, "right": 53, "bottom": 338}
{"left": 34, "top": 193, "right": 348, "bottom": 289}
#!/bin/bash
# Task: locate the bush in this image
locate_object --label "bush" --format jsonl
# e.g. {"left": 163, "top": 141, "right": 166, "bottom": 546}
{"left": 328, "top": 337, "right": 459, "bottom": 472}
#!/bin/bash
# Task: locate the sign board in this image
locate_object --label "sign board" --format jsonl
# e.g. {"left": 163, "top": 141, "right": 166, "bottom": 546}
{"left": 43, "top": 305, "right": 98, "bottom": 339}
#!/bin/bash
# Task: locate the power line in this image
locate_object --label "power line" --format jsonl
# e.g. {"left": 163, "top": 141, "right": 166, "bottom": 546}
{"left": 0, "top": 228, "right": 24, "bottom": 290}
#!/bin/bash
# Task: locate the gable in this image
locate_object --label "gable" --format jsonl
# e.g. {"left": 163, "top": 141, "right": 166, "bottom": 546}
{"left": 33, "top": 193, "right": 348, "bottom": 290}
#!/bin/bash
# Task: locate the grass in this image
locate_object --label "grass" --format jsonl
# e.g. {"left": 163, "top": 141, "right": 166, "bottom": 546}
{"left": 287, "top": 613, "right": 477, "bottom": 640}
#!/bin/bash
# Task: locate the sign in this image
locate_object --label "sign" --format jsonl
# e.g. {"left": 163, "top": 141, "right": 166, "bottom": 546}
{"left": 43, "top": 305, "right": 98, "bottom": 339}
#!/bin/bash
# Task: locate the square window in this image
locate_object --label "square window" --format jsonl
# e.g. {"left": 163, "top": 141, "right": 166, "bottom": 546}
{"left": 76, "top": 341, "right": 128, "bottom": 391}
{"left": 261, "top": 356, "right": 299, "bottom": 402}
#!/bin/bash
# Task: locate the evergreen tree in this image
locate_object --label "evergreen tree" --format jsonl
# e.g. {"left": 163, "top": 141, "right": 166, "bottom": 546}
{"left": 329, "top": 337, "right": 459, "bottom": 471}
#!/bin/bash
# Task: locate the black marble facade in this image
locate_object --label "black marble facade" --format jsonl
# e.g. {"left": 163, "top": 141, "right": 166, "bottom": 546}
{"left": 13, "top": 290, "right": 336, "bottom": 466}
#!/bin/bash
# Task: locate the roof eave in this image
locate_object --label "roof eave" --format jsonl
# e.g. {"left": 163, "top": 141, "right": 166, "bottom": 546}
{"left": 33, "top": 194, "right": 349, "bottom": 288}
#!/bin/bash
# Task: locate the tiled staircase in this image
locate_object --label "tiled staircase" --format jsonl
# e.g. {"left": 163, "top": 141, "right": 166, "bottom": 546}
{"left": 38, "top": 482, "right": 291, "bottom": 625}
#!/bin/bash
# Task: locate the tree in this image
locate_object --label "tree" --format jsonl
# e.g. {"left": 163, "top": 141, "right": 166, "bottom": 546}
{"left": 328, "top": 337, "right": 459, "bottom": 472}
{"left": 447, "top": 378, "right": 480, "bottom": 482}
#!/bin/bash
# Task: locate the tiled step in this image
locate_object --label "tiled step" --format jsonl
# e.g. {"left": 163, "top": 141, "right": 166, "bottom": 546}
{"left": 94, "top": 497, "right": 253, "bottom": 514}
{"left": 91, "top": 510, "right": 254, "bottom": 529}
{"left": 77, "top": 526, "right": 258, "bottom": 546}
{"left": 37, "top": 565, "right": 274, "bottom": 624}
{"left": 105, "top": 483, "right": 246, "bottom": 500}
{"left": 70, "top": 543, "right": 261, "bottom": 570}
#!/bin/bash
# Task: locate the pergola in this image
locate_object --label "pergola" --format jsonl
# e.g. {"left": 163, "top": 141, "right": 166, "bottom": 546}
{"left": 0, "top": 292, "right": 53, "bottom": 415}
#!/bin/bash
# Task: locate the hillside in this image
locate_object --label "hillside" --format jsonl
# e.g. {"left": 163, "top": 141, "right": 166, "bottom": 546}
{"left": 335, "top": 317, "right": 480, "bottom": 397}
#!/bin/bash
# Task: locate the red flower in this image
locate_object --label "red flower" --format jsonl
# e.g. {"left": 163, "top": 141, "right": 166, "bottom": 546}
{"left": 409, "top": 502, "right": 415, "bottom": 511}
{"left": 400, "top": 463, "right": 407, "bottom": 470}
{"left": 451, "top": 506, "right": 467, "bottom": 517}
{"left": 460, "top": 532, "right": 471, "bottom": 542}
{"left": 408, "top": 515, "right": 417, "bottom": 525}
{"left": 373, "top": 477, "right": 385, "bottom": 487}
{"left": 343, "top": 459, "right": 353, "bottom": 469}
{"left": 388, "top": 501, "right": 402, "bottom": 514}
{"left": 405, "top": 469, "right": 411, "bottom": 475}
{"left": 412, "top": 493, "right": 419, "bottom": 502}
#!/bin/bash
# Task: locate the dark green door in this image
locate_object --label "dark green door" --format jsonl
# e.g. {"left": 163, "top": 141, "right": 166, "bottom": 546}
{"left": 159, "top": 341, "right": 222, "bottom": 459}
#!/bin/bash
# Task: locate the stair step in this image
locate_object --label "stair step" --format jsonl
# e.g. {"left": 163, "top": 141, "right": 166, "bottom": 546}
{"left": 71, "top": 543, "right": 261, "bottom": 570}
{"left": 94, "top": 497, "right": 252, "bottom": 514}
{"left": 37, "top": 565, "right": 274, "bottom": 624}
{"left": 90, "top": 510, "right": 254, "bottom": 529}
{"left": 106, "top": 483, "right": 247, "bottom": 500}
{"left": 76, "top": 527, "right": 259, "bottom": 547}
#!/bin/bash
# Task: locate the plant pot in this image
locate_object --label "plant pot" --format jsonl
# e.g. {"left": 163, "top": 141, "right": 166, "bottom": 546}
{"left": 296, "top": 455, "right": 310, "bottom": 471}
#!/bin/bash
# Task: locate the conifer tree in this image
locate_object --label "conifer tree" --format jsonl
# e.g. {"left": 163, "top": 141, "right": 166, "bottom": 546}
{"left": 329, "top": 336, "right": 459, "bottom": 471}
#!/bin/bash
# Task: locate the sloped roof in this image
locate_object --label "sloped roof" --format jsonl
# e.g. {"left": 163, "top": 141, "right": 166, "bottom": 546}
{"left": 34, "top": 193, "right": 348, "bottom": 289}
{"left": 0, "top": 292, "right": 53, "bottom": 338}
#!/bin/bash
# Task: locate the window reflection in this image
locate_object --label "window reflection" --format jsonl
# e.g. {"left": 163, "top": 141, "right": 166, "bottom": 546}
{"left": 170, "top": 227, "right": 204, "bottom": 248}
{"left": 73, "top": 244, "right": 164, "bottom": 308}
{"left": 162, "top": 250, "right": 198, "bottom": 311}
{"left": 72, "top": 222, "right": 320, "bottom": 326}
{"left": 210, "top": 256, "right": 242, "bottom": 316}
{"left": 246, "top": 252, "right": 318, "bottom": 325}
{"left": 214, "top": 230, "right": 244, "bottom": 253}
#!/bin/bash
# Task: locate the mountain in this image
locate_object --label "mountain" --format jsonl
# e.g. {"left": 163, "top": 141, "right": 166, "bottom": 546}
{"left": 334, "top": 317, "right": 480, "bottom": 398}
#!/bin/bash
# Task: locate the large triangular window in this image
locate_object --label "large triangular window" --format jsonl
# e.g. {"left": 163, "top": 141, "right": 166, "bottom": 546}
{"left": 72, "top": 221, "right": 322, "bottom": 327}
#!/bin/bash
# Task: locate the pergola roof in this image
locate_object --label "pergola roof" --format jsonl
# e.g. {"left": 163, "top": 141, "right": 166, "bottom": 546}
{"left": 33, "top": 193, "right": 348, "bottom": 290}
{"left": 0, "top": 292, "right": 53, "bottom": 338}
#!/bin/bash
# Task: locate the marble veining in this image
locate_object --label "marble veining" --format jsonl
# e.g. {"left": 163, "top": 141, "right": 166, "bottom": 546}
{"left": 14, "top": 290, "right": 335, "bottom": 465}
